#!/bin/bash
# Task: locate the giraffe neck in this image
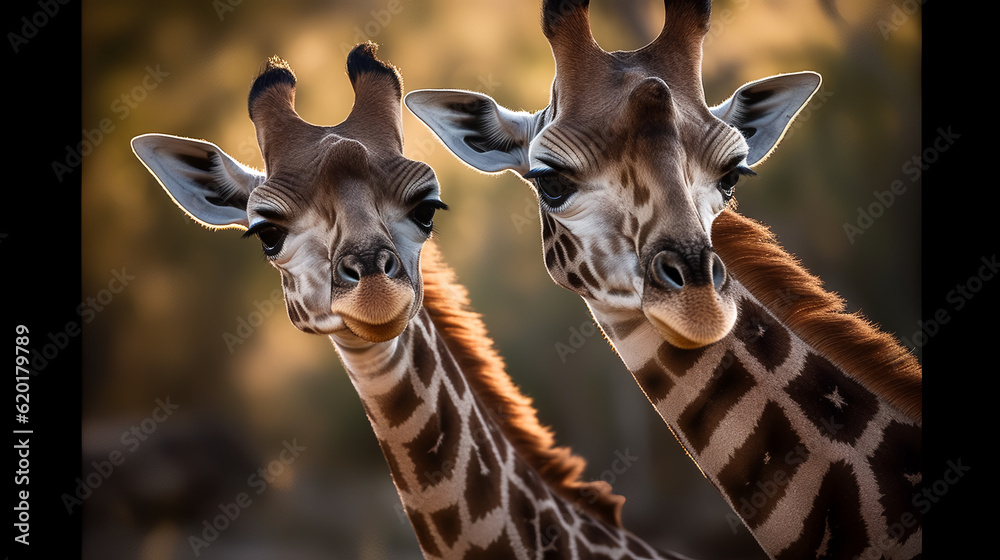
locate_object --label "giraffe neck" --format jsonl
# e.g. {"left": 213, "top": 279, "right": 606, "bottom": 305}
{"left": 328, "top": 243, "right": 686, "bottom": 560}
{"left": 587, "top": 211, "right": 922, "bottom": 560}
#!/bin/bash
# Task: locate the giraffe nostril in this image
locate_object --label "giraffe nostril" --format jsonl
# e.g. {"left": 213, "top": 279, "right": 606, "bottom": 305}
{"left": 711, "top": 252, "right": 726, "bottom": 291}
{"left": 382, "top": 251, "right": 400, "bottom": 278}
{"left": 337, "top": 249, "right": 402, "bottom": 286}
{"left": 336, "top": 257, "right": 361, "bottom": 285}
{"left": 651, "top": 252, "right": 685, "bottom": 290}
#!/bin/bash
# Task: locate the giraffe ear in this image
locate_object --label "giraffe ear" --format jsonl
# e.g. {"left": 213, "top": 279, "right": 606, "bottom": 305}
{"left": 710, "top": 71, "right": 821, "bottom": 167}
{"left": 405, "top": 89, "right": 536, "bottom": 175}
{"left": 131, "top": 133, "right": 265, "bottom": 230}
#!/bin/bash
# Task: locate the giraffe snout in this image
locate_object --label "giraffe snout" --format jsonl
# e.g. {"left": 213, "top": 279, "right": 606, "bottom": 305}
{"left": 649, "top": 247, "right": 726, "bottom": 292}
{"left": 335, "top": 248, "right": 403, "bottom": 286}
{"left": 330, "top": 247, "right": 416, "bottom": 343}
{"left": 643, "top": 246, "right": 736, "bottom": 349}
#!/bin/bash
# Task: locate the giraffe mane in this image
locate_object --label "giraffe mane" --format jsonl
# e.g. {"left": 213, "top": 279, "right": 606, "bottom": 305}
{"left": 713, "top": 209, "right": 922, "bottom": 422}
{"left": 419, "top": 241, "right": 626, "bottom": 527}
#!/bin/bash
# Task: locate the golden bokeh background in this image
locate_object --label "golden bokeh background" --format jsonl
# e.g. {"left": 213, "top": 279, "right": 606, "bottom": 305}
{"left": 82, "top": 1, "right": 919, "bottom": 558}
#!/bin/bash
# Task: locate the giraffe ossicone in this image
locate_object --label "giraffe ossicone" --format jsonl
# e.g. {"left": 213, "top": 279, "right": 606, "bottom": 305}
{"left": 406, "top": 0, "right": 922, "bottom": 558}
{"left": 132, "top": 42, "right": 696, "bottom": 560}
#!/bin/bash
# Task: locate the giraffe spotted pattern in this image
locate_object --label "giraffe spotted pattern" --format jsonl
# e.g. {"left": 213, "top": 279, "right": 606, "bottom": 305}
{"left": 403, "top": 0, "right": 922, "bottom": 556}
{"left": 623, "top": 283, "right": 921, "bottom": 559}
{"left": 352, "top": 306, "right": 687, "bottom": 559}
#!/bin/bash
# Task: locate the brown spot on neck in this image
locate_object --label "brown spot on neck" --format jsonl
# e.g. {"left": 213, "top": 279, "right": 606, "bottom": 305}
{"left": 418, "top": 241, "right": 625, "bottom": 526}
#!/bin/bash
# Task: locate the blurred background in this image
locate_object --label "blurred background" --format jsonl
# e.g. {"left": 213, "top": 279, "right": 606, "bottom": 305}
{"left": 82, "top": 0, "right": 919, "bottom": 558}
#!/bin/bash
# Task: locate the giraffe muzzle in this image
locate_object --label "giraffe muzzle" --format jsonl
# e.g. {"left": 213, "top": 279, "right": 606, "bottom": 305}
{"left": 649, "top": 247, "right": 726, "bottom": 292}
{"left": 336, "top": 249, "right": 402, "bottom": 285}
{"left": 643, "top": 248, "right": 736, "bottom": 348}
{"left": 330, "top": 249, "right": 416, "bottom": 343}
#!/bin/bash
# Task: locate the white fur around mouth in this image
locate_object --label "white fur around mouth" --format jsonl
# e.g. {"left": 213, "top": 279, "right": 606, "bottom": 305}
{"left": 645, "top": 313, "right": 709, "bottom": 349}
{"left": 310, "top": 314, "right": 348, "bottom": 335}
{"left": 643, "top": 285, "right": 737, "bottom": 349}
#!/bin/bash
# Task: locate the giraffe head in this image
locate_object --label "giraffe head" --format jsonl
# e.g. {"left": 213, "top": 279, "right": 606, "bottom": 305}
{"left": 406, "top": 0, "right": 819, "bottom": 349}
{"left": 133, "top": 43, "right": 445, "bottom": 344}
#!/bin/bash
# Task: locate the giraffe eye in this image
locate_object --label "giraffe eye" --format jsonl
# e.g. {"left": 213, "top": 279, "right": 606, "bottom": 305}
{"left": 410, "top": 199, "right": 449, "bottom": 234}
{"left": 717, "top": 170, "right": 741, "bottom": 202}
{"left": 534, "top": 173, "right": 577, "bottom": 207}
{"left": 244, "top": 223, "right": 287, "bottom": 258}
{"left": 717, "top": 166, "right": 755, "bottom": 203}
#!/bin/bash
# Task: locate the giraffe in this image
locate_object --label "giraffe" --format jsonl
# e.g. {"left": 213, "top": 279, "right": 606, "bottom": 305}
{"left": 404, "top": 1, "right": 922, "bottom": 559}
{"left": 130, "top": 43, "right": 698, "bottom": 560}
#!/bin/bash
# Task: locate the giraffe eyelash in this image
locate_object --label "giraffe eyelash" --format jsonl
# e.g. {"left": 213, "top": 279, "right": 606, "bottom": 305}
{"left": 716, "top": 166, "right": 756, "bottom": 204}
{"left": 410, "top": 199, "right": 449, "bottom": 235}
{"left": 243, "top": 221, "right": 288, "bottom": 258}
{"left": 524, "top": 166, "right": 578, "bottom": 212}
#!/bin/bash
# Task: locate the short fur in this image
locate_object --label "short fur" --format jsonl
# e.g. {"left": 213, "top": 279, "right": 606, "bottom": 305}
{"left": 347, "top": 41, "right": 402, "bottom": 95}
{"left": 248, "top": 56, "right": 295, "bottom": 120}
{"left": 419, "top": 241, "right": 626, "bottom": 527}
{"left": 713, "top": 209, "right": 922, "bottom": 422}
{"left": 541, "top": 0, "right": 590, "bottom": 39}
{"left": 657, "top": 0, "right": 711, "bottom": 37}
